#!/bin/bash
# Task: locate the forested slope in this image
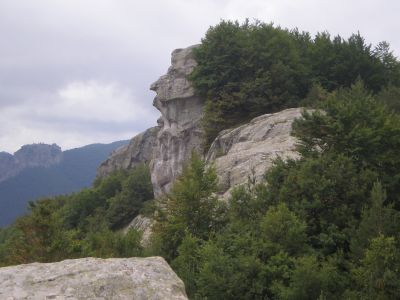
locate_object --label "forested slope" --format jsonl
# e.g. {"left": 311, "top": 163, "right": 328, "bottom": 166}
{"left": 189, "top": 20, "right": 400, "bottom": 149}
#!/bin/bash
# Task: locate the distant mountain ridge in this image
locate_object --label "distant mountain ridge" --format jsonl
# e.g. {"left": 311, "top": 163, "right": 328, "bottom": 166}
{"left": 0, "top": 140, "right": 129, "bottom": 227}
{"left": 0, "top": 143, "right": 63, "bottom": 183}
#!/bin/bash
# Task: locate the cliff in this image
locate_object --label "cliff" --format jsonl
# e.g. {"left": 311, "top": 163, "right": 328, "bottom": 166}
{"left": 0, "top": 257, "right": 188, "bottom": 299}
{"left": 96, "top": 45, "right": 205, "bottom": 196}
{"left": 0, "top": 143, "right": 62, "bottom": 183}
{"left": 149, "top": 45, "right": 204, "bottom": 197}
{"left": 96, "top": 126, "right": 159, "bottom": 178}
{"left": 96, "top": 45, "right": 304, "bottom": 202}
{"left": 91, "top": 46, "right": 305, "bottom": 251}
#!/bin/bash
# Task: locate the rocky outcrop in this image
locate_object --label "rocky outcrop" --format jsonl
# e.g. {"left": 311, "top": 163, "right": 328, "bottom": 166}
{"left": 150, "top": 45, "right": 204, "bottom": 197}
{"left": 122, "top": 214, "right": 153, "bottom": 247}
{"left": 0, "top": 257, "right": 188, "bottom": 300}
{"left": 96, "top": 126, "right": 159, "bottom": 178}
{"left": 0, "top": 143, "right": 62, "bottom": 183}
{"left": 206, "top": 108, "right": 307, "bottom": 201}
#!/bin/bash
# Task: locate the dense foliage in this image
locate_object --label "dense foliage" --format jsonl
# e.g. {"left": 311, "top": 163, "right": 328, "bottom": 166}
{"left": 1, "top": 20, "right": 400, "bottom": 300}
{"left": 0, "top": 162, "right": 153, "bottom": 266}
{"left": 155, "top": 82, "right": 400, "bottom": 299}
{"left": 189, "top": 20, "right": 400, "bottom": 149}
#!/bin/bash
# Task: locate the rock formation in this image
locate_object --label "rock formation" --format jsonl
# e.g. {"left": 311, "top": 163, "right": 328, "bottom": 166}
{"left": 0, "top": 257, "right": 188, "bottom": 300}
{"left": 122, "top": 214, "right": 153, "bottom": 247}
{"left": 150, "top": 44, "right": 204, "bottom": 197}
{"left": 0, "top": 143, "right": 62, "bottom": 183}
{"left": 206, "top": 108, "right": 307, "bottom": 201}
{"left": 96, "top": 126, "right": 159, "bottom": 178}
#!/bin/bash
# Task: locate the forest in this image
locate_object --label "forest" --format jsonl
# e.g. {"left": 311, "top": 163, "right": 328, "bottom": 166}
{"left": 1, "top": 20, "right": 400, "bottom": 299}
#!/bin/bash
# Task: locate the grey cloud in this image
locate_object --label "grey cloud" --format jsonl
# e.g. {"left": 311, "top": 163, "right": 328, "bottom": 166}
{"left": 0, "top": 0, "right": 399, "bottom": 154}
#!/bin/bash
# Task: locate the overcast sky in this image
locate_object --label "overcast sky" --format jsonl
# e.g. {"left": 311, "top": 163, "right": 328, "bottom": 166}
{"left": 0, "top": 0, "right": 398, "bottom": 154}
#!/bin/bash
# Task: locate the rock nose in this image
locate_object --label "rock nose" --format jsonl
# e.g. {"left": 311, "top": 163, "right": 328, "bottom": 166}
{"left": 150, "top": 80, "right": 158, "bottom": 92}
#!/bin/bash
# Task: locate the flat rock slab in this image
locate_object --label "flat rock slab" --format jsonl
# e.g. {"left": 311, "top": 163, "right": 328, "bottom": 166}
{"left": 206, "top": 108, "right": 311, "bottom": 201}
{"left": 0, "top": 256, "right": 188, "bottom": 300}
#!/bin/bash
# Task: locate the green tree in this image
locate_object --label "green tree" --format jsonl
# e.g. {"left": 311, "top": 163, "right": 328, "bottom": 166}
{"left": 375, "top": 83, "right": 400, "bottom": 115}
{"left": 83, "top": 227, "right": 143, "bottom": 259}
{"left": 106, "top": 163, "right": 153, "bottom": 230}
{"left": 190, "top": 19, "right": 309, "bottom": 149}
{"left": 349, "top": 181, "right": 400, "bottom": 262}
{"left": 262, "top": 154, "right": 377, "bottom": 254}
{"left": 6, "top": 198, "right": 80, "bottom": 265}
{"left": 195, "top": 203, "right": 308, "bottom": 300}
{"left": 152, "top": 151, "right": 226, "bottom": 261}
{"left": 374, "top": 41, "right": 400, "bottom": 86}
{"left": 346, "top": 235, "right": 400, "bottom": 299}
{"left": 292, "top": 81, "right": 400, "bottom": 204}
{"left": 170, "top": 232, "right": 200, "bottom": 299}
{"left": 271, "top": 254, "right": 345, "bottom": 300}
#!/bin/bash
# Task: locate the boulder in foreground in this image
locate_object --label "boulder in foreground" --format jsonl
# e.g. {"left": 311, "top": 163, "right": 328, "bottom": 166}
{"left": 0, "top": 256, "right": 188, "bottom": 300}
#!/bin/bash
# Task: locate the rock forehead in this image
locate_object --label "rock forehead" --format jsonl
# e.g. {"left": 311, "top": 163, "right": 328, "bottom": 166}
{"left": 0, "top": 257, "right": 188, "bottom": 300}
{"left": 150, "top": 45, "right": 199, "bottom": 102}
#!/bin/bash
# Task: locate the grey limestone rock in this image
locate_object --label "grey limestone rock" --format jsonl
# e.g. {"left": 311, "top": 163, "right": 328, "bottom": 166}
{"left": 150, "top": 45, "right": 204, "bottom": 197}
{"left": 96, "top": 126, "right": 158, "bottom": 178}
{"left": 206, "top": 108, "right": 308, "bottom": 201}
{"left": 0, "top": 256, "right": 188, "bottom": 300}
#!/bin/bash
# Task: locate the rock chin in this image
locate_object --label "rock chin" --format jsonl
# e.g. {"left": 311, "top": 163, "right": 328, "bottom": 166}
{"left": 0, "top": 257, "right": 188, "bottom": 299}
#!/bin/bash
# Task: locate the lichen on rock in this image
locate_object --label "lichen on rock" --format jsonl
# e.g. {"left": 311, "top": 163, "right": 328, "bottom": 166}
{"left": 0, "top": 257, "right": 188, "bottom": 299}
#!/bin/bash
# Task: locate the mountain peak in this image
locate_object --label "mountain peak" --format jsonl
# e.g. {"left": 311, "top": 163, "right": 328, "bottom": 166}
{"left": 0, "top": 143, "right": 63, "bottom": 183}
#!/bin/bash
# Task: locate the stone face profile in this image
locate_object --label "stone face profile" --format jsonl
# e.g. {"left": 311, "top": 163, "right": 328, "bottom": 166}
{"left": 0, "top": 257, "right": 188, "bottom": 300}
{"left": 149, "top": 45, "right": 204, "bottom": 197}
{"left": 95, "top": 45, "right": 306, "bottom": 205}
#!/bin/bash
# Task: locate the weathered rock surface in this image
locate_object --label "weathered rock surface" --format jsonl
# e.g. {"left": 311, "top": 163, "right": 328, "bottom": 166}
{"left": 0, "top": 257, "right": 188, "bottom": 300}
{"left": 206, "top": 108, "right": 307, "bottom": 201}
{"left": 122, "top": 214, "right": 153, "bottom": 247}
{"left": 96, "top": 126, "right": 159, "bottom": 178}
{"left": 150, "top": 45, "right": 204, "bottom": 197}
{"left": 0, "top": 143, "right": 62, "bottom": 183}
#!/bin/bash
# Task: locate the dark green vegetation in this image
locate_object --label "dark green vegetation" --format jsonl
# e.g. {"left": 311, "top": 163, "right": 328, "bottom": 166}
{"left": 189, "top": 20, "right": 400, "bottom": 150}
{"left": 1, "top": 20, "right": 400, "bottom": 299}
{"left": 0, "top": 162, "right": 153, "bottom": 266}
{"left": 0, "top": 140, "right": 129, "bottom": 227}
{"left": 150, "top": 81, "right": 400, "bottom": 299}
{"left": 1, "top": 81, "right": 400, "bottom": 298}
